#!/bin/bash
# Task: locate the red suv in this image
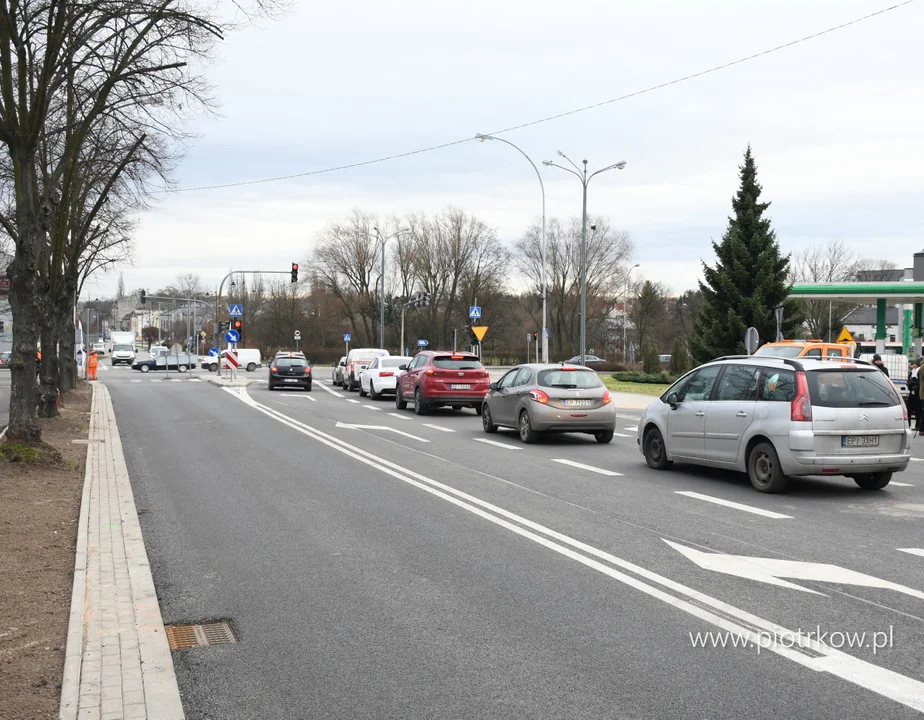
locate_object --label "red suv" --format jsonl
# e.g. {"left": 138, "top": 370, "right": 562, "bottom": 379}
{"left": 396, "top": 351, "right": 490, "bottom": 415}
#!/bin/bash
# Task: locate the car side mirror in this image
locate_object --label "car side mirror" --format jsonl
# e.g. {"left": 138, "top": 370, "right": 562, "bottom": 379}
{"left": 399, "top": 364, "right": 407, "bottom": 370}
{"left": 666, "top": 392, "right": 679, "bottom": 409}
{"left": 489, "top": 382, "right": 498, "bottom": 391}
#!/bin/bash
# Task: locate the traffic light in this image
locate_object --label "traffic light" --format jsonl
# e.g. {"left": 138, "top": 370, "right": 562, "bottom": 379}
{"left": 291, "top": 262, "right": 299, "bottom": 283}
{"left": 218, "top": 321, "right": 229, "bottom": 332}
{"left": 140, "top": 289, "right": 146, "bottom": 305}
{"left": 232, "top": 318, "right": 243, "bottom": 340}
{"left": 412, "top": 291, "right": 431, "bottom": 309}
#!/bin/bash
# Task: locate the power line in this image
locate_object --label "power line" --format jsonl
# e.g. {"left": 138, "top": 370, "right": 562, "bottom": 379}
{"left": 171, "top": 0, "right": 916, "bottom": 193}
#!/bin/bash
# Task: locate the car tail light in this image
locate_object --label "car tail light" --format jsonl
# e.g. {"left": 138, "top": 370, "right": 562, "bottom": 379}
{"left": 902, "top": 398, "right": 909, "bottom": 421}
{"left": 529, "top": 389, "right": 550, "bottom": 404}
{"left": 602, "top": 390, "right": 611, "bottom": 405}
{"left": 426, "top": 369, "right": 434, "bottom": 375}
{"left": 791, "top": 371, "right": 812, "bottom": 422}
{"left": 304, "top": 367, "right": 311, "bottom": 374}
{"left": 483, "top": 370, "right": 490, "bottom": 377}
{"left": 270, "top": 366, "right": 278, "bottom": 373}
{"left": 380, "top": 371, "right": 394, "bottom": 377}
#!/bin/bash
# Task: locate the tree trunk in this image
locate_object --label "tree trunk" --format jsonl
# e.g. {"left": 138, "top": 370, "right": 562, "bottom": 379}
{"left": 38, "top": 315, "right": 60, "bottom": 418}
{"left": 59, "top": 308, "right": 76, "bottom": 394}
{"left": 6, "top": 252, "right": 41, "bottom": 442}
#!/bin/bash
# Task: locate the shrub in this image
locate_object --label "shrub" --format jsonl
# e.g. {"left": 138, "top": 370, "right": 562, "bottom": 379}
{"left": 669, "top": 339, "right": 691, "bottom": 375}
{"left": 610, "top": 371, "right": 678, "bottom": 384}
{"left": 643, "top": 344, "right": 661, "bottom": 374}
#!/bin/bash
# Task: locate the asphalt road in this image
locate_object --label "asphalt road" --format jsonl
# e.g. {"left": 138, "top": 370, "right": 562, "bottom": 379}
{"left": 99, "top": 364, "right": 924, "bottom": 719}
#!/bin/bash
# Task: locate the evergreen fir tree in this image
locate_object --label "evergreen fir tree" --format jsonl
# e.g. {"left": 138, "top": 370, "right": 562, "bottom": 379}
{"left": 691, "top": 146, "right": 801, "bottom": 362}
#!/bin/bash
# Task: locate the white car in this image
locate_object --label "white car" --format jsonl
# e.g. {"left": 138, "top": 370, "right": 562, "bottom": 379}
{"left": 359, "top": 356, "right": 411, "bottom": 399}
{"left": 638, "top": 355, "right": 911, "bottom": 493}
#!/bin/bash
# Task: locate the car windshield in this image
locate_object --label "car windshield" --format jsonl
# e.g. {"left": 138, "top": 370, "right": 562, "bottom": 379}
{"left": 433, "top": 356, "right": 482, "bottom": 370}
{"left": 753, "top": 345, "right": 803, "bottom": 357}
{"left": 275, "top": 358, "right": 304, "bottom": 368}
{"left": 380, "top": 358, "right": 408, "bottom": 368}
{"left": 807, "top": 369, "right": 900, "bottom": 407}
{"left": 113, "top": 344, "right": 132, "bottom": 352}
{"left": 537, "top": 368, "right": 602, "bottom": 389}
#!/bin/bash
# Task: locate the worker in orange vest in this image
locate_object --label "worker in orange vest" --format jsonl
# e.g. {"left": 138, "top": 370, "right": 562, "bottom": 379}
{"left": 87, "top": 350, "right": 99, "bottom": 381}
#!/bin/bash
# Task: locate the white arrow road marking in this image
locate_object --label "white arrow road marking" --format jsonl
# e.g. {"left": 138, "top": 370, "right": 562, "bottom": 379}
{"left": 387, "top": 412, "right": 411, "bottom": 421}
{"left": 666, "top": 540, "right": 924, "bottom": 600}
{"left": 316, "top": 382, "right": 345, "bottom": 398}
{"left": 676, "top": 491, "right": 793, "bottom": 519}
{"left": 280, "top": 393, "right": 316, "bottom": 401}
{"left": 423, "top": 424, "right": 454, "bottom": 432}
{"left": 335, "top": 421, "right": 430, "bottom": 442}
{"left": 898, "top": 548, "right": 924, "bottom": 558}
{"left": 222, "top": 386, "right": 924, "bottom": 714}
{"left": 474, "top": 438, "right": 522, "bottom": 451}
{"left": 552, "top": 459, "right": 622, "bottom": 476}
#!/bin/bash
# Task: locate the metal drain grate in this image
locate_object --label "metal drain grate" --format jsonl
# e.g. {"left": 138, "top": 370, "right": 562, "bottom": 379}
{"left": 165, "top": 621, "right": 236, "bottom": 650}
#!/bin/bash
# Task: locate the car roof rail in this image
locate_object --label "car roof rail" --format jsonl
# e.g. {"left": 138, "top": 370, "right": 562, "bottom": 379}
{"left": 711, "top": 354, "right": 804, "bottom": 371}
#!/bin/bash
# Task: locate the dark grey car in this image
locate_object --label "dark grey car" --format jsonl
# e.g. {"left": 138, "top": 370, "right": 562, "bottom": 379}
{"left": 482, "top": 364, "right": 617, "bottom": 443}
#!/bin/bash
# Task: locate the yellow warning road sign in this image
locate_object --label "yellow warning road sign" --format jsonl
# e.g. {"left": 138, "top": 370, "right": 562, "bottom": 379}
{"left": 837, "top": 327, "right": 855, "bottom": 344}
{"left": 472, "top": 326, "right": 488, "bottom": 342}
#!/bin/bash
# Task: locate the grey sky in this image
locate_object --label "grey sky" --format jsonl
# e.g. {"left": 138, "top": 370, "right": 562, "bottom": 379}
{"left": 82, "top": 0, "right": 924, "bottom": 301}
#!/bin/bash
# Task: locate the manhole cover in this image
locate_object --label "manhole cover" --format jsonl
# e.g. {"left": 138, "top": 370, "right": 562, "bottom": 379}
{"left": 165, "top": 621, "right": 236, "bottom": 650}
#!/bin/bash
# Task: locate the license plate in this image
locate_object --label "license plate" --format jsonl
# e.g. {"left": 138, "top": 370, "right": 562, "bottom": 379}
{"left": 450, "top": 384, "right": 471, "bottom": 390}
{"left": 842, "top": 435, "right": 879, "bottom": 447}
{"left": 283, "top": 378, "right": 299, "bottom": 383}
{"left": 563, "top": 399, "right": 592, "bottom": 407}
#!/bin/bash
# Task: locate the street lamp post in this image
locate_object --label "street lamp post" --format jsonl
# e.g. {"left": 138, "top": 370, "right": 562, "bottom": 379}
{"left": 623, "top": 263, "right": 640, "bottom": 364}
{"left": 475, "top": 133, "right": 548, "bottom": 362}
{"left": 543, "top": 153, "right": 626, "bottom": 366}
{"left": 370, "top": 227, "right": 410, "bottom": 350}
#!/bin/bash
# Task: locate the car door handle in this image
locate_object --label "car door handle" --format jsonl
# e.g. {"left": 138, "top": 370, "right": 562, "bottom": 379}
{"left": 695, "top": 411, "right": 705, "bottom": 417}
{"left": 736, "top": 412, "right": 748, "bottom": 418}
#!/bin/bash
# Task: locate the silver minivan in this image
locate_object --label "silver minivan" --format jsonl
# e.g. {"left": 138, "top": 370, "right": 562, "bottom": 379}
{"left": 638, "top": 356, "right": 911, "bottom": 492}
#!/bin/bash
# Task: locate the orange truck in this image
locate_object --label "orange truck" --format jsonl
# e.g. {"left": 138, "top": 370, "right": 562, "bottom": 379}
{"left": 752, "top": 339, "right": 855, "bottom": 359}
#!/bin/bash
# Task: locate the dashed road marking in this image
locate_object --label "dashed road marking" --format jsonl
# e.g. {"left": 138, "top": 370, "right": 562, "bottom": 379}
{"left": 552, "top": 459, "right": 622, "bottom": 476}
{"left": 474, "top": 438, "right": 523, "bottom": 451}
{"left": 388, "top": 413, "right": 411, "bottom": 421}
{"left": 897, "top": 548, "right": 924, "bottom": 558}
{"left": 675, "top": 491, "right": 793, "bottom": 519}
{"left": 423, "top": 424, "right": 455, "bottom": 432}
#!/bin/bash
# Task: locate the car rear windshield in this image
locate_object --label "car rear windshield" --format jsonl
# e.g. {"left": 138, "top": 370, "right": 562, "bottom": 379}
{"left": 753, "top": 345, "right": 803, "bottom": 358}
{"left": 807, "top": 369, "right": 900, "bottom": 407}
{"left": 537, "top": 368, "right": 602, "bottom": 389}
{"left": 275, "top": 358, "right": 304, "bottom": 368}
{"left": 380, "top": 358, "right": 407, "bottom": 368}
{"left": 433, "top": 356, "right": 482, "bottom": 370}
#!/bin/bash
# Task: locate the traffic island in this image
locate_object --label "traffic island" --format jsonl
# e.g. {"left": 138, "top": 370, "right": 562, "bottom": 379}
{"left": 204, "top": 374, "right": 253, "bottom": 388}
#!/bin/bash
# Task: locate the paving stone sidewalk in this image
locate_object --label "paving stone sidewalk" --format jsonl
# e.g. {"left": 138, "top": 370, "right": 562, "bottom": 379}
{"left": 60, "top": 382, "right": 184, "bottom": 720}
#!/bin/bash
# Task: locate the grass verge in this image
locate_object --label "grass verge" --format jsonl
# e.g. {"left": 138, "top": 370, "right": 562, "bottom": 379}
{"left": 602, "top": 377, "right": 671, "bottom": 397}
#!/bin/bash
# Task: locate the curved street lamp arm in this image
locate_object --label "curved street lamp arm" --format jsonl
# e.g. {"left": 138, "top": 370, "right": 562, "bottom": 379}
{"left": 543, "top": 160, "right": 584, "bottom": 184}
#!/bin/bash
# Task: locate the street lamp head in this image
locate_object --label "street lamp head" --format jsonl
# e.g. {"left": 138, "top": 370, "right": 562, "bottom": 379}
{"left": 474, "top": 133, "right": 490, "bottom": 142}
{"left": 616, "top": 161, "right": 627, "bottom": 170}
{"left": 632, "top": 263, "right": 640, "bottom": 269}
{"left": 542, "top": 160, "right": 553, "bottom": 167}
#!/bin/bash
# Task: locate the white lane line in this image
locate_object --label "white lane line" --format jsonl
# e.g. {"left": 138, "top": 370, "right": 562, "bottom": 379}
{"left": 316, "top": 382, "right": 345, "bottom": 398}
{"left": 898, "top": 548, "right": 924, "bottom": 558}
{"left": 612, "top": 432, "right": 632, "bottom": 438}
{"left": 423, "top": 424, "right": 455, "bottom": 433}
{"left": 891, "top": 481, "right": 914, "bottom": 487}
{"left": 130, "top": 380, "right": 141, "bottom": 383}
{"left": 474, "top": 438, "right": 523, "bottom": 451}
{"left": 675, "top": 491, "right": 793, "bottom": 519}
{"left": 552, "top": 459, "right": 622, "bottom": 476}
{"left": 624, "top": 426, "right": 638, "bottom": 432}
{"left": 616, "top": 414, "right": 641, "bottom": 421}
{"left": 149, "top": 378, "right": 162, "bottom": 383}
{"left": 387, "top": 413, "right": 411, "bottom": 421}
{"left": 363, "top": 404, "right": 381, "bottom": 411}
{"left": 189, "top": 379, "right": 203, "bottom": 383}
{"left": 346, "top": 399, "right": 360, "bottom": 404}
{"left": 169, "top": 379, "right": 182, "bottom": 383}
{"left": 910, "top": 457, "right": 923, "bottom": 462}
{"left": 280, "top": 393, "right": 317, "bottom": 401}
{"left": 223, "top": 387, "right": 924, "bottom": 714}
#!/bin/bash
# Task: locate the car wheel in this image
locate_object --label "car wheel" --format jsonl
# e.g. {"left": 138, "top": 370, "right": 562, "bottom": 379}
{"left": 852, "top": 472, "right": 892, "bottom": 490}
{"left": 247, "top": 363, "right": 256, "bottom": 372}
{"left": 359, "top": 382, "right": 367, "bottom": 397}
{"left": 395, "top": 389, "right": 408, "bottom": 410}
{"left": 268, "top": 382, "right": 275, "bottom": 391}
{"left": 306, "top": 382, "right": 312, "bottom": 392}
{"left": 482, "top": 404, "right": 498, "bottom": 433}
{"left": 643, "top": 427, "right": 672, "bottom": 470}
{"left": 414, "top": 388, "right": 428, "bottom": 415}
{"left": 210, "top": 363, "right": 218, "bottom": 372}
{"left": 518, "top": 409, "right": 539, "bottom": 444}
{"left": 594, "top": 430, "right": 614, "bottom": 444}
{"left": 140, "top": 364, "right": 150, "bottom": 373}
{"left": 747, "top": 441, "right": 788, "bottom": 493}
{"left": 369, "top": 382, "right": 380, "bottom": 400}
{"left": 178, "top": 365, "right": 188, "bottom": 373}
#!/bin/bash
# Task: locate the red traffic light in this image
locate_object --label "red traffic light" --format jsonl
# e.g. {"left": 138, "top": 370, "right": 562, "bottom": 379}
{"left": 233, "top": 320, "right": 243, "bottom": 329}
{"left": 292, "top": 263, "right": 299, "bottom": 270}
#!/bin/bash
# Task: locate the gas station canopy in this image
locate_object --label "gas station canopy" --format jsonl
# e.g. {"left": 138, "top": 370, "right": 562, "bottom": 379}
{"left": 790, "top": 283, "right": 924, "bottom": 304}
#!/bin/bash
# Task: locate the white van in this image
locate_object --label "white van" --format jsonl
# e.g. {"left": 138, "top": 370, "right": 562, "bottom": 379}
{"left": 204, "top": 348, "right": 262, "bottom": 372}
{"left": 345, "top": 348, "right": 389, "bottom": 391}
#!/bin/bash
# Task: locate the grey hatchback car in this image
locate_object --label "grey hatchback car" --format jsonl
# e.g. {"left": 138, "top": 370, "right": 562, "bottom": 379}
{"left": 638, "top": 355, "right": 911, "bottom": 492}
{"left": 482, "top": 364, "right": 617, "bottom": 443}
